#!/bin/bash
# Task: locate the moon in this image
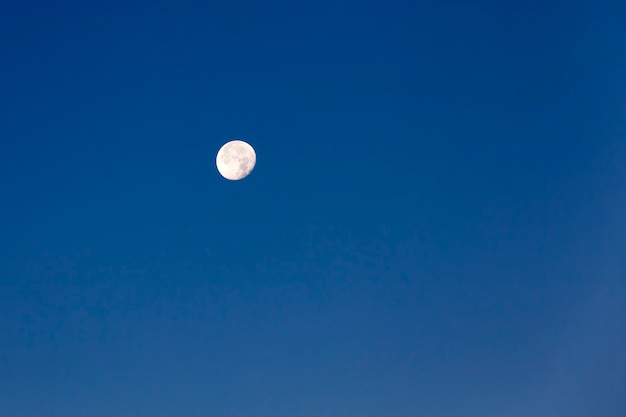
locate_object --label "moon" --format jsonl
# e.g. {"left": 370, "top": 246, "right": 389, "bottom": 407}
{"left": 215, "top": 139, "right": 257, "bottom": 180}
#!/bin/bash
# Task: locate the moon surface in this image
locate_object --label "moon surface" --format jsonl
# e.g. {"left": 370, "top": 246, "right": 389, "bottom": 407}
{"left": 215, "top": 140, "right": 257, "bottom": 180}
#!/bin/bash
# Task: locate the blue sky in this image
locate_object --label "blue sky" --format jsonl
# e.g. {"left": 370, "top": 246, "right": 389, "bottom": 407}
{"left": 1, "top": 0, "right": 625, "bottom": 416}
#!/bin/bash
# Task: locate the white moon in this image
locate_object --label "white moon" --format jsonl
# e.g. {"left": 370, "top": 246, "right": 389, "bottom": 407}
{"left": 215, "top": 139, "right": 257, "bottom": 180}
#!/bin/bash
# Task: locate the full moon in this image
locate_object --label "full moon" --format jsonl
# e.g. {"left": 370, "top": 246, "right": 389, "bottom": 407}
{"left": 215, "top": 139, "right": 257, "bottom": 180}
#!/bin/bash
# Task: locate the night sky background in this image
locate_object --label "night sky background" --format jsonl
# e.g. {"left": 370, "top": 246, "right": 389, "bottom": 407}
{"left": 1, "top": 0, "right": 625, "bottom": 416}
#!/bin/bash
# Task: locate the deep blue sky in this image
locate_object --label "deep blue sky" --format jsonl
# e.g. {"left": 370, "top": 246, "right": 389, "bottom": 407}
{"left": 1, "top": 0, "right": 625, "bottom": 416}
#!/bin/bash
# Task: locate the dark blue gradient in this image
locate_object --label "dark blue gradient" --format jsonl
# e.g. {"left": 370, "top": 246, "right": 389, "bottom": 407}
{"left": 1, "top": 0, "right": 624, "bottom": 416}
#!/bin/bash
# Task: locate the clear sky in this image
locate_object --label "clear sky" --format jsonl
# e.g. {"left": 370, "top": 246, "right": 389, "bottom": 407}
{"left": 1, "top": 0, "right": 625, "bottom": 416}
